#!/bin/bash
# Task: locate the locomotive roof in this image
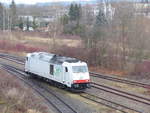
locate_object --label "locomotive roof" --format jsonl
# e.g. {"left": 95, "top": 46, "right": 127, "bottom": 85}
{"left": 29, "top": 52, "right": 80, "bottom": 64}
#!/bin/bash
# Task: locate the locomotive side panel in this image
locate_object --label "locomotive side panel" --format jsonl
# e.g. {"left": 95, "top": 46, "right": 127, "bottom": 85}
{"left": 26, "top": 56, "right": 47, "bottom": 77}
{"left": 26, "top": 57, "right": 67, "bottom": 86}
{"left": 50, "top": 64, "right": 64, "bottom": 84}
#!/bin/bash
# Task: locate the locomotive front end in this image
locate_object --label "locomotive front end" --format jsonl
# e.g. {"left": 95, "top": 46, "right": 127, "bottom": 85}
{"left": 71, "top": 63, "right": 91, "bottom": 90}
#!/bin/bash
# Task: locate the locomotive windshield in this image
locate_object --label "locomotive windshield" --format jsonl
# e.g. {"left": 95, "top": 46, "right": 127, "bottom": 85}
{"left": 72, "top": 66, "right": 88, "bottom": 73}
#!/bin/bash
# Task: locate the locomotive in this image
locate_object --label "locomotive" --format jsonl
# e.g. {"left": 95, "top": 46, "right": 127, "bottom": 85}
{"left": 25, "top": 52, "right": 91, "bottom": 91}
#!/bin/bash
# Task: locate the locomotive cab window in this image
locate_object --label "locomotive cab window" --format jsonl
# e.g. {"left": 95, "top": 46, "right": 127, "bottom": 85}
{"left": 50, "top": 65, "right": 54, "bottom": 75}
{"left": 72, "top": 66, "right": 88, "bottom": 73}
{"left": 65, "top": 67, "right": 68, "bottom": 72}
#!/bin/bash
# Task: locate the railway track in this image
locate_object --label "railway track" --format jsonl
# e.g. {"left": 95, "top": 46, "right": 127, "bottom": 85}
{"left": 79, "top": 82, "right": 150, "bottom": 113}
{"left": 0, "top": 54, "right": 139, "bottom": 113}
{"left": 1, "top": 53, "right": 150, "bottom": 89}
{"left": 0, "top": 53, "right": 150, "bottom": 113}
{"left": 92, "top": 82, "right": 150, "bottom": 105}
{"left": 0, "top": 62, "right": 136, "bottom": 113}
{"left": 90, "top": 72, "right": 150, "bottom": 89}
{"left": 0, "top": 53, "right": 24, "bottom": 65}
{"left": 80, "top": 93, "right": 142, "bottom": 113}
{"left": 88, "top": 83, "right": 150, "bottom": 113}
{"left": 1, "top": 63, "right": 77, "bottom": 113}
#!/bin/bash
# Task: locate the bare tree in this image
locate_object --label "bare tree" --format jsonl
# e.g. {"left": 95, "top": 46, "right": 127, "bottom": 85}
{"left": 110, "top": 2, "right": 135, "bottom": 70}
{"left": 48, "top": 19, "right": 62, "bottom": 50}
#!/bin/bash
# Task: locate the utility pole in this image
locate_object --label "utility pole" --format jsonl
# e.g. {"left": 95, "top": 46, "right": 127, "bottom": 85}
{"left": 8, "top": 9, "right": 10, "bottom": 31}
{"left": 3, "top": 7, "right": 5, "bottom": 31}
{"left": 8, "top": 0, "right": 11, "bottom": 32}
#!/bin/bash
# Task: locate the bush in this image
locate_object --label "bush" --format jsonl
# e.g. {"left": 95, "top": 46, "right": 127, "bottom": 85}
{"left": 63, "top": 22, "right": 85, "bottom": 36}
{"left": 132, "top": 61, "right": 150, "bottom": 78}
{"left": 0, "top": 40, "right": 47, "bottom": 53}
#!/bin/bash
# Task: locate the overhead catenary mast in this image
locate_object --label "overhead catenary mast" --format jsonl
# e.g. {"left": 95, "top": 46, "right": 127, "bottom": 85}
{"left": 3, "top": 6, "right": 5, "bottom": 31}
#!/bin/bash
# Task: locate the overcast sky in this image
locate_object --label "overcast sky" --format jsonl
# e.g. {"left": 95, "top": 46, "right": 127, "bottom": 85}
{"left": 1, "top": 0, "right": 91, "bottom": 4}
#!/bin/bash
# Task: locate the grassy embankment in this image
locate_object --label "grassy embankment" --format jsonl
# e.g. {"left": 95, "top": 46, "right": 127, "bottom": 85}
{"left": 0, "top": 70, "right": 50, "bottom": 113}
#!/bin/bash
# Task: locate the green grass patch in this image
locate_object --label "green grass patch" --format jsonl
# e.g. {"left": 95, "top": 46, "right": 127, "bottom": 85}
{"left": 0, "top": 99, "right": 6, "bottom": 105}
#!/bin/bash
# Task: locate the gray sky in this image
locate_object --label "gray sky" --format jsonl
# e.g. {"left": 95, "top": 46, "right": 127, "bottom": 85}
{"left": 1, "top": 0, "right": 91, "bottom": 4}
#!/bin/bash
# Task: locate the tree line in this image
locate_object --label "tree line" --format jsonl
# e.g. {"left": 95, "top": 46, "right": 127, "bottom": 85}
{"left": 58, "top": 2, "right": 150, "bottom": 73}
{"left": 61, "top": 3, "right": 107, "bottom": 36}
{"left": 0, "top": 0, "right": 17, "bottom": 30}
{"left": 0, "top": 1, "right": 150, "bottom": 74}
{"left": 0, "top": 0, "right": 37, "bottom": 31}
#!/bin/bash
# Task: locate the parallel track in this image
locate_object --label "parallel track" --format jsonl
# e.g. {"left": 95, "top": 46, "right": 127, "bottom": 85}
{"left": 0, "top": 63, "right": 133, "bottom": 113}
{"left": 90, "top": 72, "right": 150, "bottom": 89}
{"left": 91, "top": 82, "right": 150, "bottom": 106}
{"left": 80, "top": 93, "right": 142, "bottom": 113}
{"left": 0, "top": 53, "right": 136, "bottom": 113}
{"left": 3, "top": 64, "right": 135, "bottom": 113}
{"left": 0, "top": 53, "right": 24, "bottom": 65}
{"left": 1, "top": 63, "right": 77, "bottom": 113}
{"left": 0, "top": 53, "right": 150, "bottom": 113}
{"left": 1, "top": 53, "right": 150, "bottom": 89}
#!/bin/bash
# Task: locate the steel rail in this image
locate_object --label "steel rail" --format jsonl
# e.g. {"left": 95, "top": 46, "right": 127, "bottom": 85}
{"left": 0, "top": 52, "right": 150, "bottom": 89}
{"left": 90, "top": 72, "right": 150, "bottom": 89}
{"left": 0, "top": 53, "right": 150, "bottom": 113}
{"left": 92, "top": 82, "right": 150, "bottom": 106}
{"left": 80, "top": 93, "right": 142, "bottom": 113}
{"left": 1, "top": 63, "right": 130, "bottom": 113}
{"left": 2, "top": 65, "right": 63, "bottom": 113}
{"left": 1, "top": 64, "right": 77, "bottom": 113}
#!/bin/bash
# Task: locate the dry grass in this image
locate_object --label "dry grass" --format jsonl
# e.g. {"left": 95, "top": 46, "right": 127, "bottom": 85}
{"left": 0, "top": 31, "right": 128, "bottom": 77}
{"left": 0, "top": 31, "right": 81, "bottom": 48}
{"left": 0, "top": 31, "right": 81, "bottom": 58}
{"left": 0, "top": 70, "right": 49, "bottom": 113}
{"left": 90, "top": 67, "right": 127, "bottom": 77}
{"left": 106, "top": 82, "right": 149, "bottom": 96}
{"left": 1, "top": 31, "right": 150, "bottom": 78}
